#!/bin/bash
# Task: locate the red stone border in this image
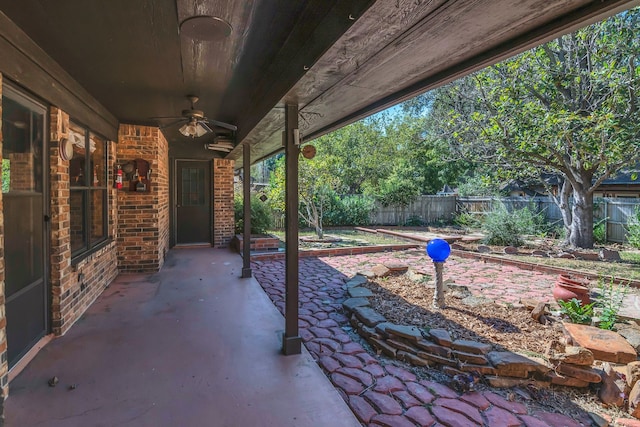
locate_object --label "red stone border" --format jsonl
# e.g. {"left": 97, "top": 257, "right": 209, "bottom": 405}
{"left": 343, "top": 276, "right": 606, "bottom": 391}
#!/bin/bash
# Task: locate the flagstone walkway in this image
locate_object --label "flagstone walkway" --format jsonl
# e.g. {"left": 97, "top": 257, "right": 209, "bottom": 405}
{"left": 253, "top": 250, "right": 595, "bottom": 426}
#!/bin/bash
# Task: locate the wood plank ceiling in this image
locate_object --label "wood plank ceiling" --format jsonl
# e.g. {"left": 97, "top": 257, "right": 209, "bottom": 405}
{"left": 0, "top": 0, "right": 636, "bottom": 161}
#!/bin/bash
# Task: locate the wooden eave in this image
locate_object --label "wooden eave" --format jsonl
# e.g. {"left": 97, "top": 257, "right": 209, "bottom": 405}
{"left": 228, "top": 0, "right": 638, "bottom": 165}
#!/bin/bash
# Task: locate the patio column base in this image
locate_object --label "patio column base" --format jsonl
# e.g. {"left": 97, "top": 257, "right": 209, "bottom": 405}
{"left": 241, "top": 267, "right": 252, "bottom": 278}
{"left": 282, "top": 334, "right": 302, "bottom": 355}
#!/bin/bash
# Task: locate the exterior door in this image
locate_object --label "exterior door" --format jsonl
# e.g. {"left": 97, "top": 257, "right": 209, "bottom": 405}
{"left": 2, "top": 85, "right": 48, "bottom": 368}
{"left": 176, "top": 160, "right": 212, "bottom": 244}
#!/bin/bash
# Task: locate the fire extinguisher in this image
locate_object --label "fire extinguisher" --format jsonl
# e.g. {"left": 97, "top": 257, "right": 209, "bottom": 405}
{"left": 115, "top": 165, "right": 123, "bottom": 189}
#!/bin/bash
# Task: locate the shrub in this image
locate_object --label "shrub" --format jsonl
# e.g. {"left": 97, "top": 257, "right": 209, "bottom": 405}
{"left": 558, "top": 298, "right": 595, "bottom": 325}
{"left": 234, "top": 194, "right": 273, "bottom": 234}
{"left": 482, "top": 201, "right": 548, "bottom": 246}
{"left": 594, "top": 278, "right": 629, "bottom": 330}
{"left": 627, "top": 207, "right": 640, "bottom": 248}
{"left": 593, "top": 218, "right": 607, "bottom": 244}
{"left": 454, "top": 211, "right": 481, "bottom": 229}
{"left": 404, "top": 215, "right": 425, "bottom": 227}
{"left": 324, "top": 195, "right": 374, "bottom": 226}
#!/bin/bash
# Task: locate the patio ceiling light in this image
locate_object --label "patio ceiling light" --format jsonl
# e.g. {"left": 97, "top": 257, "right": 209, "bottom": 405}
{"left": 180, "top": 15, "right": 232, "bottom": 41}
{"left": 179, "top": 119, "right": 209, "bottom": 138}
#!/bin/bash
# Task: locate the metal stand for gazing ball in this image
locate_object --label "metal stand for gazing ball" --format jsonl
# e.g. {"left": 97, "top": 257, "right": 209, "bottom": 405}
{"left": 426, "top": 238, "right": 451, "bottom": 309}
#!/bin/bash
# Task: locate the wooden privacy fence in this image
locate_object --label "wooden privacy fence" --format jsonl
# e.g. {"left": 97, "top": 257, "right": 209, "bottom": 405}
{"left": 270, "top": 195, "right": 640, "bottom": 243}
{"left": 369, "top": 195, "right": 457, "bottom": 225}
{"left": 456, "top": 196, "right": 640, "bottom": 243}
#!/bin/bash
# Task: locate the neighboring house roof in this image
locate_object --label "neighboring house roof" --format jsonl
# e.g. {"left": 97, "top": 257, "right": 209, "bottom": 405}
{"left": 436, "top": 184, "right": 456, "bottom": 195}
{"left": 601, "top": 168, "right": 640, "bottom": 185}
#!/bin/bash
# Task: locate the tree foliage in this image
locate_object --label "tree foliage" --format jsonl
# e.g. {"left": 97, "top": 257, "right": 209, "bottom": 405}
{"left": 267, "top": 155, "right": 337, "bottom": 239}
{"left": 413, "top": 9, "right": 640, "bottom": 248}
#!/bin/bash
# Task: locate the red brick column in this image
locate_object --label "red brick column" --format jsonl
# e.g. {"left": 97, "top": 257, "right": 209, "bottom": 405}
{"left": 0, "top": 72, "right": 8, "bottom": 409}
{"left": 116, "top": 125, "right": 169, "bottom": 272}
{"left": 213, "top": 158, "right": 235, "bottom": 247}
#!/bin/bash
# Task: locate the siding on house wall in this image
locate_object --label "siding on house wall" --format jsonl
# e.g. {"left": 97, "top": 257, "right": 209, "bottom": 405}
{"left": 116, "top": 125, "right": 170, "bottom": 272}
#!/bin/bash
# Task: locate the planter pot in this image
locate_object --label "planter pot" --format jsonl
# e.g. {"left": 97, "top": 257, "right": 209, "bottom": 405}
{"left": 553, "top": 279, "right": 591, "bottom": 305}
{"left": 557, "top": 274, "right": 589, "bottom": 287}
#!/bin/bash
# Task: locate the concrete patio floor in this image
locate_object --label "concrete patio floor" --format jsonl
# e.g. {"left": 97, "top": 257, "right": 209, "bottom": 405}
{"left": 5, "top": 248, "right": 359, "bottom": 427}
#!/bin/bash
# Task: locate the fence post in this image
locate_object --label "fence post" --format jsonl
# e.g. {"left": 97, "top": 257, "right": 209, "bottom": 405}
{"left": 604, "top": 199, "right": 608, "bottom": 242}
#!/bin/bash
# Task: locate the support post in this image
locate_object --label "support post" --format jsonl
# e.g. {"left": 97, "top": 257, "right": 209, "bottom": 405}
{"left": 282, "top": 104, "right": 302, "bottom": 355}
{"left": 242, "top": 142, "right": 252, "bottom": 278}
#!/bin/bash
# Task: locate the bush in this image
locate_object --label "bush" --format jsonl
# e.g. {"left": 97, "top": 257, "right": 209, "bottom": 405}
{"left": 234, "top": 194, "right": 273, "bottom": 234}
{"left": 594, "top": 278, "right": 629, "bottom": 330}
{"left": 593, "top": 218, "right": 607, "bottom": 245}
{"left": 558, "top": 298, "right": 595, "bottom": 325}
{"left": 454, "top": 211, "right": 481, "bottom": 229}
{"left": 627, "top": 207, "right": 640, "bottom": 248}
{"left": 404, "top": 215, "right": 425, "bottom": 227}
{"left": 482, "top": 201, "right": 544, "bottom": 246}
{"left": 324, "top": 195, "right": 374, "bottom": 226}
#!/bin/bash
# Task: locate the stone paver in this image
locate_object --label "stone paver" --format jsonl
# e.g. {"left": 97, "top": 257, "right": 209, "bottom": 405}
{"left": 252, "top": 251, "right": 602, "bottom": 426}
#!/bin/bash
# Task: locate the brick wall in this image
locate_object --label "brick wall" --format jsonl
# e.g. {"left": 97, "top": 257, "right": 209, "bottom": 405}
{"left": 49, "top": 107, "right": 119, "bottom": 335}
{"left": 213, "top": 158, "right": 234, "bottom": 247}
{"left": 0, "top": 73, "right": 8, "bottom": 411}
{"left": 8, "top": 153, "right": 33, "bottom": 191}
{"left": 116, "top": 125, "right": 169, "bottom": 272}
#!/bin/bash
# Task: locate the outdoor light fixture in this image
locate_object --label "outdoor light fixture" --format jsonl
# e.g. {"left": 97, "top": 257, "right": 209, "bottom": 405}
{"left": 179, "top": 119, "right": 209, "bottom": 138}
{"left": 180, "top": 15, "right": 232, "bottom": 41}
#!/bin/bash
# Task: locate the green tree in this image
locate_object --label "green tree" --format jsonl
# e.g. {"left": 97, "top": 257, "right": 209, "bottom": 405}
{"left": 424, "top": 9, "right": 640, "bottom": 248}
{"left": 267, "top": 155, "right": 337, "bottom": 239}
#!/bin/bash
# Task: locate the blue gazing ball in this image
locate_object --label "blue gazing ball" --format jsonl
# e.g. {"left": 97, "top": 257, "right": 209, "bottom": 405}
{"left": 426, "top": 238, "right": 451, "bottom": 262}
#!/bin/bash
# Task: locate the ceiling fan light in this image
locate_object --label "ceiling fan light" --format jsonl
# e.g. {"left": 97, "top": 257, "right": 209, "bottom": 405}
{"left": 179, "top": 122, "right": 199, "bottom": 138}
{"left": 195, "top": 122, "right": 209, "bottom": 137}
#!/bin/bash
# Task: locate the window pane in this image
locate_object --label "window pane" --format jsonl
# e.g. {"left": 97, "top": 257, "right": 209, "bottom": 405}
{"left": 1, "top": 96, "right": 43, "bottom": 193}
{"left": 90, "top": 190, "right": 106, "bottom": 242}
{"left": 69, "top": 122, "right": 86, "bottom": 188}
{"left": 181, "top": 167, "right": 204, "bottom": 206}
{"left": 90, "top": 133, "right": 106, "bottom": 187}
{"left": 1, "top": 93, "right": 45, "bottom": 294}
{"left": 70, "top": 190, "right": 86, "bottom": 253}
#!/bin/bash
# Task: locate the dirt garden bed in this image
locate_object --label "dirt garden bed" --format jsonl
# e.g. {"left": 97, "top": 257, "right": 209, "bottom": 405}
{"left": 359, "top": 272, "right": 639, "bottom": 422}
{"left": 364, "top": 275, "right": 562, "bottom": 356}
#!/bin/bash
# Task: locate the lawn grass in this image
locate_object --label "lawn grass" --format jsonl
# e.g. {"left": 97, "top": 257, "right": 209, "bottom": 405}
{"left": 268, "top": 229, "right": 404, "bottom": 246}
{"left": 503, "top": 252, "right": 640, "bottom": 282}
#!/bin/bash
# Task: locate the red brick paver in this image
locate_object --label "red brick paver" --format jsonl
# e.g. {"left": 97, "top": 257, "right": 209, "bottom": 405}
{"left": 253, "top": 252, "right": 595, "bottom": 426}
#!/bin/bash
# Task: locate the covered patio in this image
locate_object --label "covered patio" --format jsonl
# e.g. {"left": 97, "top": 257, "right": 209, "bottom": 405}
{"left": 0, "top": 0, "right": 637, "bottom": 423}
{"left": 5, "top": 247, "right": 358, "bottom": 427}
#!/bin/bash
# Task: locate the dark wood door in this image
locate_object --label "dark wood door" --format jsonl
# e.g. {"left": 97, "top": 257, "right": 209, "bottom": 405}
{"left": 176, "top": 160, "right": 212, "bottom": 245}
{"left": 2, "top": 85, "right": 48, "bottom": 368}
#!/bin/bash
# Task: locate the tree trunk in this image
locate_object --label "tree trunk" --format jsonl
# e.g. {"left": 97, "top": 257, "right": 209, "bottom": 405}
{"left": 557, "top": 179, "right": 573, "bottom": 245}
{"left": 569, "top": 188, "right": 594, "bottom": 248}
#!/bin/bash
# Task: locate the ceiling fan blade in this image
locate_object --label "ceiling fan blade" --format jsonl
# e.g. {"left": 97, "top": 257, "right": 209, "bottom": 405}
{"left": 150, "top": 115, "right": 185, "bottom": 120}
{"left": 204, "top": 143, "right": 232, "bottom": 152}
{"left": 198, "top": 121, "right": 214, "bottom": 134}
{"left": 203, "top": 118, "right": 237, "bottom": 131}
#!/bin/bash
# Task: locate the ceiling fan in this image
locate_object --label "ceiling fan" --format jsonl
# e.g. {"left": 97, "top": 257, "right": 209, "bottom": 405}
{"left": 153, "top": 95, "right": 237, "bottom": 138}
